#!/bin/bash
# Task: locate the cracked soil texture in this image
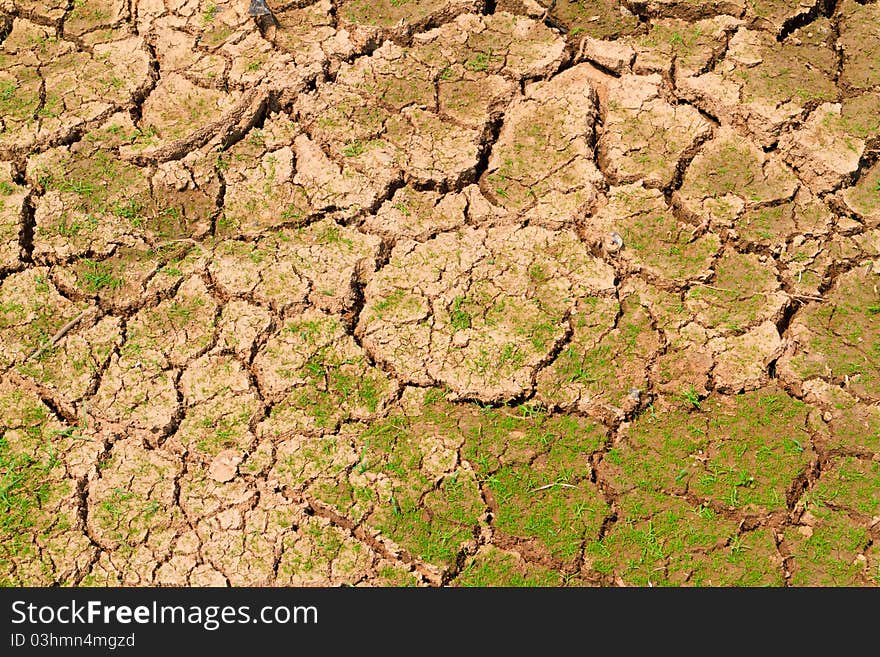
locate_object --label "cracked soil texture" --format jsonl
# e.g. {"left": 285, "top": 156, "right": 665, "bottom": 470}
{"left": 1, "top": 0, "right": 879, "bottom": 588}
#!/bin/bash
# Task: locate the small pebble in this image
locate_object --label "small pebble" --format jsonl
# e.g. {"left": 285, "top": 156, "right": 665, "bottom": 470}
{"left": 603, "top": 232, "right": 624, "bottom": 253}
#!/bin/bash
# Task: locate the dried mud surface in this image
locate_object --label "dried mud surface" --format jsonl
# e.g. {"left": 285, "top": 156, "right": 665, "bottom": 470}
{"left": 1, "top": 0, "right": 879, "bottom": 587}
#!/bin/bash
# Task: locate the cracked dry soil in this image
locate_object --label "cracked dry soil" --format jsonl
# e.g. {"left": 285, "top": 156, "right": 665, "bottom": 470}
{"left": 1, "top": 0, "right": 879, "bottom": 588}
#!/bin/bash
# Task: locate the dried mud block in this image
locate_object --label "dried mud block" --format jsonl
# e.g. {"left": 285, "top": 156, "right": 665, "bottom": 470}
{"left": 211, "top": 219, "right": 380, "bottom": 315}
{"left": 296, "top": 12, "right": 564, "bottom": 192}
{"left": 598, "top": 73, "right": 712, "bottom": 189}
{"left": 536, "top": 290, "right": 660, "bottom": 422}
{"left": 629, "top": 16, "right": 739, "bottom": 78}
{"left": 709, "top": 321, "right": 783, "bottom": 393}
{"left": 207, "top": 449, "right": 242, "bottom": 483}
{"left": 293, "top": 133, "right": 394, "bottom": 217}
{"left": 588, "top": 184, "right": 721, "bottom": 281}
{"left": 63, "top": 0, "right": 128, "bottom": 38}
{"left": 86, "top": 438, "right": 184, "bottom": 584}
{"left": 780, "top": 94, "right": 880, "bottom": 195}
{"left": 268, "top": 426, "right": 361, "bottom": 500}
{"left": 653, "top": 344, "right": 715, "bottom": 397}
{"left": 89, "top": 352, "right": 180, "bottom": 437}
{"left": 215, "top": 301, "right": 273, "bottom": 361}
{"left": 150, "top": 157, "right": 219, "bottom": 240}
{"left": 15, "top": 313, "right": 121, "bottom": 410}
{"left": 336, "top": 0, "right": 484, "bottom": 46}
{"left": 153, "top": 530, "right": 221, "bottom": 586}
{"left": 7, "top": 0, "right": 69, "bottom": 22}
{"left": 149, "top": 26, "right": 203, "bottom": 79}
{"left": 54, "top": 247, "right": 179, "bottom": 314}
{"left": 358, "top": 225, "right": 615, "bottom": 402}
{"left": 134, "top": 72, "right": 258, "bottom": 160}
{"left": 578, "top": 37, "right": 634, "bottom": 74}
{"left": 273, "top": 1, "right": 355, "bottom": 77}
{"left": 778, "top": 265, "right": 880, "bottom": 402}
{"left": 254, "top": 310, "right": 397, "bottom": 434}
{"left": 495, "top": 0, "right": 548, "bottom": 19}
{"left": 675, "top": 127, "right": 798, "bottom": 227}
{"left": 837, "top": 0, "right": 880, "bottom": 92}
{"left": 147, "top": 2, "right": 293, "bottom": 91}
{"left": 181, "top": 472, "right": 287, "bottom": 586}
{"left": 0, "top": 163, "right": 25, "bottom": 273}
{"left": 549, "top": 0, "right": 640, "bottom": 41}
{"left": 743, "top": 0, "right": 823, "bottom": 35}
{"left": 323, "top": 412, "right": 484, "bottom": 574}
{"left": 678, "top": 23, "right": 837, "bottom": 147}
{"left": 209, "top": 239, "right": 309, "bottom": 314}
{"left": 685, "top": 250, "right": 787, "bottom": 332}
{"left": 838, "top": 160, "right": 880, "bottom": 228}
{"left": 415, "top": 11, "right": 567, "bottom": 80}
{"left": 735, "top": 191, "right": 832, "bottom": 249}
{"left": 457, "top": 401, "right": 608, "bottom": 565}
{"left": 28, "top": 145, "right": 149, "bottom": 263}
{"left": 137, "top": 0, "right": 252, "bottom": 48}
{"left": 0, "top": 382, "right": 96, "bottom": 585}
{"left": 437, "top": 70, "right": 516, "bottom": 131}
{"left": 364, "top": 187, "right": 467, "bottom": 243}
{"left": 276, "top": 513, "right": 418, "bottom": 586}
{"left": 220, "top": 138, "right": 314, "bottom": 237}
{"left": 90, "top": 276, "right": 217, "bottom": 435}
{"left": 173, "top": 354, "right": 262, "bottom": 458}
{"left": 388, "top": 107, "right": 485, "bottom": 188}
{"left": 0, "top": 267, "right": 92, "bottom": 369}
{"left": 27, "top": 117, "right": 214, "bottom": 263}
{"left": 179, "top": 462, "right": 257, "bottom": 521}
{"left": 817, "top": 395, "right": 880, "bottom": 457}
{"left": 124, "top": 275, "right": 218, "bottom": 368}
{"left": 480, "top": 64, "right": 603, "bottom": 229}
{"left": 223, "top": 31, "right": 293, "bottom": 89}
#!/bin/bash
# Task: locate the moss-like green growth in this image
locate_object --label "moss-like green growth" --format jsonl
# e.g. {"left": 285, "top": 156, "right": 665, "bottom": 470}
{"left": 587, "top": 491, "right": 783, "bottom": 586}
{"left": 0, "top": 385, "right": 90, "bottom": 585}
{"left": 455, "top": 547, "right": 565, "bottom": 586}
{"left": 608, "top": 387, "right": 813, "bottom": 513}
{"left": 784, "top": 458, "right": 878, "bottom": 587}
{"left": 463, "top": 404, "right": 608, "bottom": 563}
{"left": 354, "top": 413, "right": 484, "bottom": 568}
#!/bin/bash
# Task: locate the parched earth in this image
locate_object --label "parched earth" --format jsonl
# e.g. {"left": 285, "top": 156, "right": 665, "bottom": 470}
{"left": 1, "top": 0, "right": 879, "bottom": 588}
